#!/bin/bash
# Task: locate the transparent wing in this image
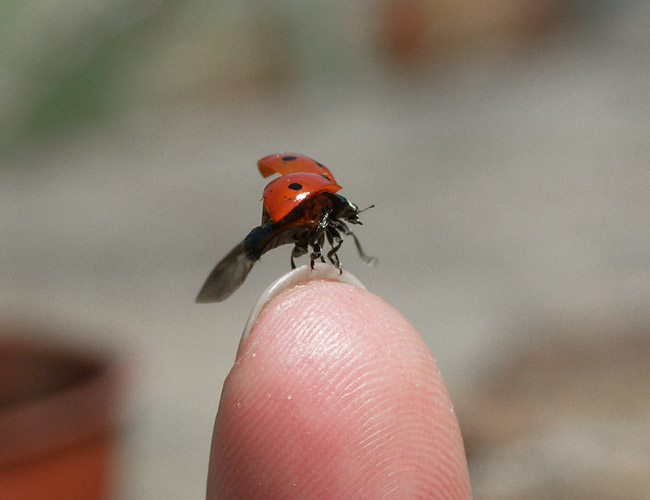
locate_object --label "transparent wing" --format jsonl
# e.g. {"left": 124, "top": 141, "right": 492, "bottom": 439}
{"left": 196, "top": 221, "right": 312, "bottom": 303}
{"left": 195, "top": 242, "right": 255, "bottom": 303}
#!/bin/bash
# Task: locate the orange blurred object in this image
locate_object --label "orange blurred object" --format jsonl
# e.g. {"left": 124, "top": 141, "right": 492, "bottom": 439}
{"left": 379, "top": 0, "right": 566, "bottom": 63}
{"left": 0, "top": 325, "right": 121, "bottom": 500}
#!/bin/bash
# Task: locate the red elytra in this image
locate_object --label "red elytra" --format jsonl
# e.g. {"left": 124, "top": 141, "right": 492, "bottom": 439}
{"left": 257, "top": 153, "right": 337, "bottom": 184}
{"left": 262, "top": 172, "right": 342, "bottom": 222}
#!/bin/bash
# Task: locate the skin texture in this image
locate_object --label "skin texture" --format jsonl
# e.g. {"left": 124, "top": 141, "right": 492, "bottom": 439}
{"left": 207, "top": 279, "right": 471, "bottom": 499}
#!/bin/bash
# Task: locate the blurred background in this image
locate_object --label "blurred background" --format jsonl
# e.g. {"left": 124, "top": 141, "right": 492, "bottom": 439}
{"left": 1, "top": 1, "right": 649, "bottom": 498}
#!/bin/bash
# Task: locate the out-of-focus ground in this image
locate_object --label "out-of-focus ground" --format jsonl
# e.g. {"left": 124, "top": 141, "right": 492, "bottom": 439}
{"left": 1, "top": 1, "right": 649, "bottom": 498}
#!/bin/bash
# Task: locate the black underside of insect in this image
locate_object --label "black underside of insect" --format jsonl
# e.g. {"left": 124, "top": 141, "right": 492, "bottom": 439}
{"left": 196, "top": 193, "right": 375, "bottom": 303}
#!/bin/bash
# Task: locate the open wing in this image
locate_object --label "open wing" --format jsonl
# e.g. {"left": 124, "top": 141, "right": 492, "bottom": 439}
{"left": 196, "top": 221, "right": 312, "bottom": 303}
{"left": 195, "top": 242, "right": 254, "bottom": 303}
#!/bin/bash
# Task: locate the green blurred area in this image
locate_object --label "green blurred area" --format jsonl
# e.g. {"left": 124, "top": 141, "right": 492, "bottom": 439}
{"left": 1, "top": 0, "right": 155, "bottom": 149}
{"left": 1, "top": 0, "right": 291, "bottom": 151}
{"left": 0, "top": 0, "right": 615, "bottom": 155}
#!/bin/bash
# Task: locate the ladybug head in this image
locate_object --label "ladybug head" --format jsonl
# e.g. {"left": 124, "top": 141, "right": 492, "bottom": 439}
{"left": 331, "top": 194, "right": 374, "bottom": 225}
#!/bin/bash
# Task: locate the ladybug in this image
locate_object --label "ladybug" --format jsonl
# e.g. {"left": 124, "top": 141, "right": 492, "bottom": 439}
{"left": 196, "top": 153, "right": 376, "bottom": 302}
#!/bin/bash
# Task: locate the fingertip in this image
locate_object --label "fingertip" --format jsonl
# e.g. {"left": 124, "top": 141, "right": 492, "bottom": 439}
{"left": 209, "top": 275, "right": 471, "bottom": 499}
{"left": 237, "top": 263, "right": 366, "bottom": 355}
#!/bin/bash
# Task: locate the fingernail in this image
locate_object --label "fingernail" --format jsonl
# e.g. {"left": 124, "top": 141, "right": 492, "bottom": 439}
{"left": 237, "top": 263, "right": 366, "bottom": 355}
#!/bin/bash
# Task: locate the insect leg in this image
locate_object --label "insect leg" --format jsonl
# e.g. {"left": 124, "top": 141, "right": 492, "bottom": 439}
{"left": 291, "top": 243, "right": 307, "bottom": 269}
{"left": 326, "top": 226, "right": 343, "bottom": 272}
{"left": 309, "top": 238, "right": 323, "bottom": 270}
{"left": 336, "top": 221, "right": 378, "bottom": 266}
{"left": 318, "top": 232, "right": 326, "bottom": 263}
{"left": 307, "top": 209, "right": 331, "bottom": 269}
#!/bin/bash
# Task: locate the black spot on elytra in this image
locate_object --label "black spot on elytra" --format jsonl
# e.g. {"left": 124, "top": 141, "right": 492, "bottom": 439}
{"left": 282, "top": 155, "right": 298, "bottom": 161}
{"left": 288, "top": 182, "right": 302, "bottom": 190}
